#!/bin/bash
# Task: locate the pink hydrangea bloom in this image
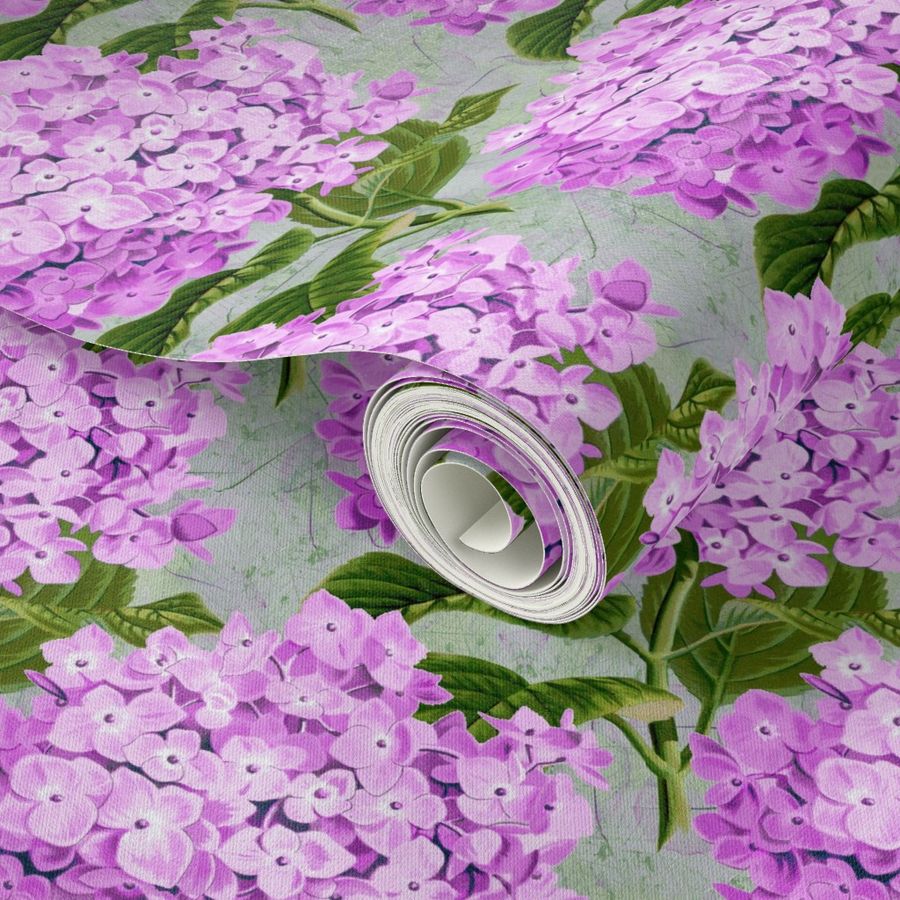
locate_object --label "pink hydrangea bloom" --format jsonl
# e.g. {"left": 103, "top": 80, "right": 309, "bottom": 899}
{"left": 639, "top": 281, "right": 898, "bottom": 596}
{"left": 210, "top": 238, "right": 671, "bottom": 545}
{"left": 0, "top": 596, "right": 608, "bottom": 898}
{"left": 0, "top": 19, "right": 420, "bottom": 333}
{"left": 693, "top": 629, "right": 900, "bottom": 898}
{"left": 0, "top": 311, "right": 247, "bottom": 592}
{"left": 485, "top": 0, "right": 899, "bottom": 217}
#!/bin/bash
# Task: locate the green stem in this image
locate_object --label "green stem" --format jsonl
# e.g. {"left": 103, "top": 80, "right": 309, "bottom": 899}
{"left": 664, "top": 620, "right": 760, "bottom": 661}
{"left": 604, "top": 714, "right": 669, "bottom": 779}
{"left": 289, "top": 195, "right": 380, "bottom": 229}
{"left": 695, "top": 632, "right": 736, "bottom": 735}
{"left": 402, "top": 201, "right": 512, "bottom": 233}
{"left": 645, "top": 554, "right": 699, "bottom": 848}
{"left": 238, "top": 0, "right": 360, "bottom": 29}
{"left": 611, "top": 629, "right": 653, "bottom": 664}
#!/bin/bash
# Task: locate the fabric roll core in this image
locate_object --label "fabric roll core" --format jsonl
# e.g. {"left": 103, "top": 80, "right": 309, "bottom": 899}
{"left": 363, "top": 373, "right": 607, "bottom": 622}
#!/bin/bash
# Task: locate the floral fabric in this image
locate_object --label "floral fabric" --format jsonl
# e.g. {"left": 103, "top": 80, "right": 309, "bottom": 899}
{"left": 0, "top": 0, "right": 897, "bottom": 896}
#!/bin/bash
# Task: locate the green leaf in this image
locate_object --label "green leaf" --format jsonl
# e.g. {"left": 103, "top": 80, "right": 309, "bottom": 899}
{"left": 354, "top": 134, "right": 469, "bottom": 205}
{"left": 663, "top": 358, "right": 735, "bottom": 452}
{"left": 640, "top": 540, "right": 890, "bottom": 704}
{"left": 275, "top": 357, "right": 306, "bottom": 406}
{"left": 615, "top": 0, "right": 690, "bottom": 22}
{"left": 212, "top": 282, "right": 314, "bottom": 339}
{"left": 437, "top": 86, "right": 516, "bottom": 134}
{"left": 755, "top": 168, "right": 900, "bottom": 296}
{"left": 721, "top": 598, "right": 900, "bottom": 647}
{"left": 275, "top": 121, "right": 470, "bottom": 228}
{"left": 582, "top": 437, "right": 667, "bottom": 483}
{"left": 416, "top": 654, "right": 682, "bottom": 739}
{"left": 506, "top": 0, "right": 604, "bottom": 61}
{"left": 307, "top": 214, "right": 413, "bottom": 310}
{"left": 0, "top": 0, "right": 142, "bottom": 58}
{"left": 572, "top": 358, "right": 671, "bottom": 577}
{"left": 316, "top": 551, "right": 635, "bottom": 638}
{"left": 174, "top": 0, "right": 238, "bottom": 56}
{"left": 475, "top": 676, "right": 683, "bottom": 736}
{"left": 0, "top": 592, "right": 93, "bottom": 635}
{"left": 99, "top": 227, "right": 314, "bottom": 354}
{"left": 271, "top": 0, "right": 359, "bottom": 29}
{"left": 99, "top": 23, "right": 178, "bottom": 71}
{"left": 100, "top": 593, "right": 223, "bottom": 647}
{"left": 0, "top": 547, "right": 137, "bottom": 690}
{"left": 415, "top": 653, "right": 529, "bottom": 725}
{"left": 842, "top": 290, "right": 900, "bottom": 349}
{"left": 0, "top": 614, "right": 50, "bottom": 692}
{"left": 0, "top": 550, "right": 136, "bottom": 636}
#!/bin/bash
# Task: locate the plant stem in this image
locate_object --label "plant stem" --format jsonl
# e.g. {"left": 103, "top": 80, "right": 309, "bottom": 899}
{"left": 664, "top": 620, "right": 760, "bottom": 661}
{"left": 604, "top": 714, "right": 669, "bottom": 779}
{"left": 695, "top": 632, "right": 736, "bottom": 735}
{"left": 611, "top": 629, "right": 653, "bottom": 664}
{"left": 645, "top": 553, "right": 699, "bottom": 848}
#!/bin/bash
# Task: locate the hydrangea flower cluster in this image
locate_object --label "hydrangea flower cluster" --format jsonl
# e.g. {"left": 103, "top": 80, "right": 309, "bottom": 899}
{"left": 692, "top": 627, "right": 900, "bottom": 899}
{"left": 344, "top": 0, "right": 556, "bottom": 36}
{"left": 0, "top": 592, "right": 609, "bottom": 898}
{"left": 0, "top": 310, "right": 248, "bottom": 592}
{"left": 484, "top": 0, "right": 899, "bottom": 217}
{"left": 0, "top": 17, "right": 421, "bottom": 333}
{"left": 639, "top": 281, "right": 899, "bottom": 597}
{"left": 204, "top": 235, "right": 674, "bottom": 542}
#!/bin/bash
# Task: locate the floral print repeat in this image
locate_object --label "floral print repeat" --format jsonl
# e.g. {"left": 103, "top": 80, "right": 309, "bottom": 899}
{"left": 0, "top": 0, "right": 898, "bottom": 897}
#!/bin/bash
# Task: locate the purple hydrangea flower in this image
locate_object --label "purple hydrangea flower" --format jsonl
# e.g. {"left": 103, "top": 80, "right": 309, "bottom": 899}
{"left": 694, "top": 628, "right": 900, "bottom": 898}
{"left": 484, "top": 0, "right": 898, "bottom": 217}
{"left": 0, "top": 597, "right": 609, "bottom": 897}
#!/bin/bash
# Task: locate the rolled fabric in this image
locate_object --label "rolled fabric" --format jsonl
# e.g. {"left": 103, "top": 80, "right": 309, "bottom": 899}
{"left": 0, "top": 0, "right": 898, "bottom": 896}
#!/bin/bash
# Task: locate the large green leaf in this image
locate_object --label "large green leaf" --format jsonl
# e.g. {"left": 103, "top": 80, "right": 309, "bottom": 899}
{"left": 174, "top": 0, "right": 238, "bottom": 55}
{"left": 0, "top": 545, "right": 221, "bottom": 689}
{"left": 279, "top": 121, "right": 470, "bottom": 229}
{"left": 0, "top": 615, "right": 49, "bottom": 692}
{"left": 307, "top": 214, "right": 413, "bottom": 310}
{"left": 0, "top": 548, "right": 136, "bottom": 690}
{"left": 0, "top": 549, "right": 136, "bottom": 633}
{"left": 417, "top": 654, "right": 682, "bottom": 740}
{"left": 573, "top": 358, "right": 671, "bottom": 577}
{"left": 842, "top": 290, "right": 900, "bottom": 349}
{"left": 415, "top": 653, "right": 529, "bottom": 725}
{"left": 101, "top": 593, "right": 223, "bottom": 646}
{"left": 640, "top": 541, "right": 890, "bottom": 704}
{"left": 506, "top": 0, "right": 604, "bottom": 61}
{"left": 662, "top": 358, "right": 735, "bottom": 452}
{"left": 582, "top": 437, "right": 669, "bottom": 483}
{"left": 264, "top": 0, "right": 358, "bottom": 29}
{"left": 316, "top": 551, "right": 635, "bottom": 638}
{"left": 721, "top": 598, "right": 900, "bottom": 647}
{"left": 99, "top": 23, "right": 178, "bottom": 71}
{"left": 0, "top": 0, "right": 141, "bottom": 58}
{"left": 476, "top": 676, "right": 683, "bottom": 732}
{"left": 99, "top": 228, "right": 314, "bottom": 354}
{"left": 615, "top": 0, "right": 691, "bottom": 22}
{"left": 755, "top": 168, "right": 900, "bottom": 296}
{"left": 212, "top": 282, "right": 314, "bottom": 338}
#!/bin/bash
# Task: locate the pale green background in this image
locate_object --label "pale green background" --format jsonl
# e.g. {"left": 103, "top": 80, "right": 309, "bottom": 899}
{"left": 9, "top": 1, "right": 900, "bottom": 895}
